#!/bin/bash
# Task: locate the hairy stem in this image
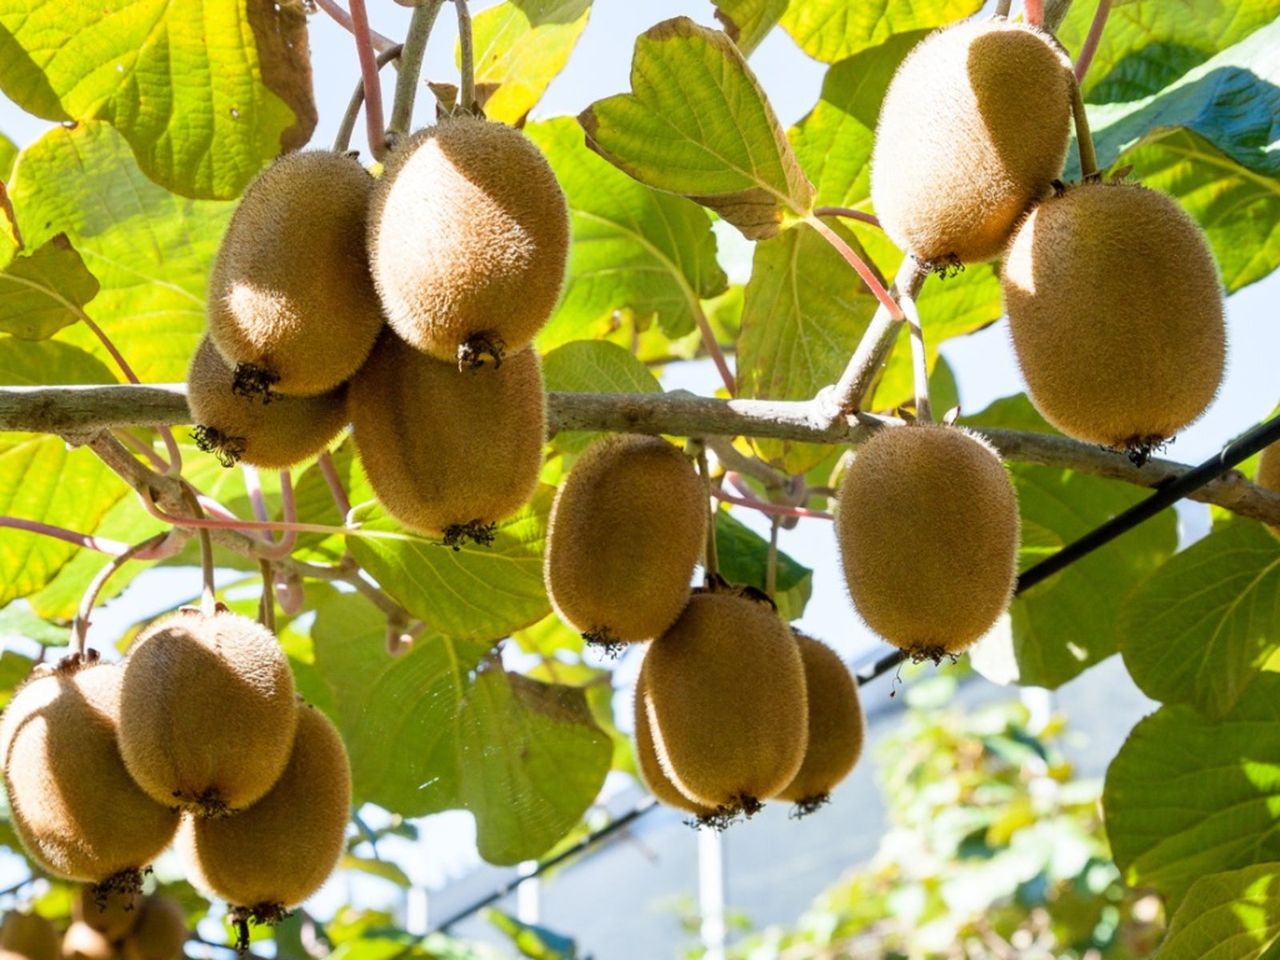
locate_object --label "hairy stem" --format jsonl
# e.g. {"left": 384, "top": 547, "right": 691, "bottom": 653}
{"left": 348, "top": 0, "right": 388, "bottom": 159}
{"left": 390, "top": 1, "right": 445, "bottom": 133}
{"left": 1071, "top": 75, "right": 1099, "bottom": 178}
{"left": 806, "top": 215, "right": 899, "bottom": 317}
{"left": 73, "top": 532, "right": 179, "bottom": 656}
{"left": 454, "top": 0, "right": 475, "bottom": 114}
{"left": 813, "top": 206, "right": 882, "bottom": 230}
{"left": 318, "top": 451, "right": 353, "bottom": 519}
{"left": 1074, "top": 0, "right": 1111, "bottom": 81}
{"left": 1042, "top": 0, "right": 1076, "bottom": 32}
{"left": 335, "top": 45, "right": 403, "bottom": 153}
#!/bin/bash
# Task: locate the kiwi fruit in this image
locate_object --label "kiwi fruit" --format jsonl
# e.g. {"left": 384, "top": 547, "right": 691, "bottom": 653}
{"left": 777, "top": 632, "right": 864, "bottom": 815}
{"left": 118, "top": 607, "right": 298, "bottom": 818}
{"left": 0, "top": 911, "right": 61, "bottom": 960}
{"left": 349, "top": 330, "right": 546, "bottom": 546}
{"left": 207, "top": 150, "right": 384, "bottom": 398}
{"left": 60, "top": 925, "right": 114, "bottom": 960}
{"left": 177, "top": 703, "right": 350, "bottom": 919}
{"left": 1259, "top": 442, "right": 1280, "bottom": 537}
{"left": 631, "top": 664, "right": 722, "bottom": 823}
{"left": 1003, "top": 181, "right": 1225, "bottom": 455}
{"left": 545, "top": 436, "right": 706, "bottom": 648}
{"left": 119, "top": 898, "right": 185, "bottom": 960}
{"left": 870, "top": 19, "right": 1073, "bottom": 266}
{"left": 0, "top": 664, "right": 180, "bottom": 888}
{"left": 73, "top": 887, "right": 139, "bottom": 943}
{"left": 837, "top": 424, "right": 1020, "bottom": 660}
{"left": 367, "top": 116, "right": 569, "bottom": 367}
{"left": 186, "top": 336, "right": 349, "bottom": 468}
{"left": 642, "top": 586, "right": 808, "bottom": 815}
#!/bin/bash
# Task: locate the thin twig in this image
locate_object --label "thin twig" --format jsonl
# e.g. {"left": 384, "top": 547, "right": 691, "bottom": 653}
{"left": 1071, "top": 76, "right": 1099, "bottom": 178}
{"left": 178, "top": 483, "right": 217, "bottom": 615}
{"left": 312, "top": 0, "right": 398, "bottom": 52}
{"left": 994, "top": 0, "right": 1013, "bottom": 16}
{"left": 390, "top": 1, "right": 445, "bottom": 134}
{"left": 454, "top": 0, "right": 475, "bottom": 114}
{"left": 697, "top": 448, "right": 719, "bottom": 577}
{"left": 114, "top": 429, "right": 169, "bottom": 472}
{"left": 806, "top": 216, "right": 900, "bottom": 317}
{"left": 0, "top": 516, "right": 135, "bottom": 556}
{"left": 347, "top": 0, "right": 388, "bottom": 159}
{"left": 1074, "top": 0, "right": 1112, "bottom": 81}
{"left": 1042, "top": 0, "right": 1077, "bottom": 32}
{"left": 258, "top": 559, "right": 277, "bottom": 634}
{"left": 334, "top": 45, "right": 403, "bottom": 153}
{"left": 1024, "top": 0, "right": 1044, "bottom": 26}
{"left": 72, "top": 532, "right": 180, "bottom": 656}
{"left": 713, "top": 488, "right": 833, "bottom": 521}
{"left": 766, "top": 517, "right": 780, "bottom": 596}
{"left": 813, "top": 206, "right": 882, "bottom": 229}
{"left": 902, "top": 284, "right": 931, "bottom": 423}
{"left": 691, "top": 300, "right": 736, "bottom": 396}
{"left": 704, "top": 435, "right": 787, "bottom": 492}
{"left": 318, "top": 451, "right": 353, "bottom": 520}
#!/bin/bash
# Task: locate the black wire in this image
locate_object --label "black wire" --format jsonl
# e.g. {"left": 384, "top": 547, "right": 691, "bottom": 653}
{"left": 430, "top": 411, "right": 1280, "bottom": 934}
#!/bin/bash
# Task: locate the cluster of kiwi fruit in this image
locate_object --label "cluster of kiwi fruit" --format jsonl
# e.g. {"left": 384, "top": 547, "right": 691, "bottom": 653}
{"left": 543, "top": 436, "right": 863, "bottom": 823}
{"left": 871, "top": 14, "right": 1226, "bottom": 463}
{"left": 2, "top": 895, "right": 185, "bottom": 960}
{"left": 188, "top": 114, "right": 569, "bottom": 547}
{"left": 0, "top": 604, "right": 350, "bottom": 942}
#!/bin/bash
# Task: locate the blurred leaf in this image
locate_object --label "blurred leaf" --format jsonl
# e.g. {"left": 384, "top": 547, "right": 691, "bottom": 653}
{"left": 542, "top": 339, "right": 661, "bottom": 454}
{"left": 0, "top": 131, "right": 15, "bottom": 181}
{"left": 0, "top": 650, "right": 35, "bottom": 707}
{"left": 1104, "top": 674, "right": 1280, "bottom": 907}
{"left": 0, "top": 234, "right": 99, "bottom": 340}
{"left": 580, "top": 17, "right": 814, "bottom": 239}
{"left": 340, "top": 855, "right": 412, "bottom": 889}
{"left": 712, "top": 0, "right": 786, "bottom": 56}
{"left": 1156, "top": 862, "right": 1280, "bottom": 960}
{"left": 528, "top": 117, "right": 727, "bottom": 347}
{"left": 10, "top": 121, "right": 234, "bottom": 380}
{"left": 0, "top": 604, "right": 67, "bottom": 648}
{"left": 486, "top": 910, "right": 578, "bottom": 959}
{"left": 466, "top": 0, "right": 592, "bottom": 124}
{"left": 1120, "top": 520, "right": 1280, "bottom": 719}
{"left": 714, "top": 509, "right": 812, "bottom": 621}
{"left": 0, "top": 0, "right": 315, "bottom": 198}
{"left": 310, "top": 593, "right": 611, "bottom": 865}
{"left": 779, "top": 0, "right": 980, "bottom": 64}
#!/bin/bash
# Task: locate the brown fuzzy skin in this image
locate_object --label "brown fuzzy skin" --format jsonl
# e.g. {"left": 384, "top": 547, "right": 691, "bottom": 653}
{"left": 73, "top": 887, "right": 140, "bottom": 943}
{"left": 368, "top": 117, "right": 569, "bottom": 364}
{"left": 777, "top": 633, "right": 864, "bottom": 805}
{"left": 177, "top": 704, "right": 351, "bottom": 911}
{"left": 837, "top": 425, "right": 1020, "bottom": 657}
{"left": 60, "top": 925, "right": 116, "bottom": 960}
{"left": 871, "top": 20, "right": 1073, "bottom": 265}
{"left": 0, "top": 912, "right": 61, "bottom": 960}
{"left": 632, "top": 664, "right": 719, "bottom": 818}
{"left": 1003, "top": 182, "right": 1226, "bottom": 448}
{"left": 642, "top": 589, "right": 808, "bottom": 810}
{"left": 1259, "top": 443, "right": 1280, "bottom": 537}
{"left": 119, "top": 898, "right": 185, "bottom": 960}
{"left": 545, "top": 436, "right": 706, "bottom": 645}
{"left": 349, "top": 331, "right": 546, "bottom": 538}
{"left": 186, "top": 337, "right": 349, "bottom": 469}
{"left": 118, "top": 608, "right": 298, "bottom": 817}
{"left": 0, "top": 665, "right": 180, "bottom": 883}
{"left": 207, "top": 150, "right": 384, "bottom": 396}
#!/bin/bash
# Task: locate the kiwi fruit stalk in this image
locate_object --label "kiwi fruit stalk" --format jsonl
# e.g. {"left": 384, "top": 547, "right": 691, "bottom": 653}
{"left": 178, "top": 703, "right": 351, "bottom": 921}
{"left": 207, "top": 150, "right": 384, "bottom": 398}
{"left": 0, "top": 911, "right": 61, "bottom": 960}
{"left": 776, "top": 632, "right": 864, "bottom": 816}
{"left": 349, "top": 330, "right": 545, "bottom": 546}
{"left": 836, "top": 424, "right": 1020, "bottom": 661}
{"left": 545, "top": 435, "right": 706, "bottom": 648}
{"left": 642, "top": 585, "right": 808, "bottom": 815}
{"left": 118, "top": 607, "right": 298, "bottom": 818}
{"left": 186, "top": 336, "right": 349, "bottom": 469}
{"left": 870, "top": 19, "right": 1073, "bottom": 267}
{"left": 632, "top": 664, "right": 724, "bottom": 825}
{"left": 367, "top": 116, "right": 569, "bottom": 367}
{"left": 1258, "top": 441, "right": 1280, "bottom": 537}
{"left": 0, "top": 663, "right": 180, "bottom": 889}
{"left": 1002, "top": 181, "right": 1225, "bottom": 457}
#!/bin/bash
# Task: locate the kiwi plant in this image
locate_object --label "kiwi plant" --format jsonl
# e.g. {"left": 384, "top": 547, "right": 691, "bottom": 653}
{"left": 118, "top": 606, "right": 298, "bottom": 817}
{"left": 871, "top": 19, "right": 1073, "bottom": 267}
{"left": 367, "top": 116, "right": 569, "bottom": 368}
{"left": 837, "top": 424, "right": 1020, "bottom": 661}
{"left": 349, "top": 330, "right": 546, "bottom": 546}
{"left": 0, "top": 912, "right": 60, "bottom": 960}
{"left": 1259, "top": 441, "right": 1280, "bottom": 536}
{"left": 545, "top": 435, "right": 706, "bottom": 648}
{"left": 1002, "top": 182, "right": 1226, "bottom": 457}
{"left": 206, "top": 150, "right": 385, "bottom": 399}
{"left": 0, "top": 663, "right": 180, "bottom": 892}
{"left": 186, "top": 336, "right": 349, "bottom": 469}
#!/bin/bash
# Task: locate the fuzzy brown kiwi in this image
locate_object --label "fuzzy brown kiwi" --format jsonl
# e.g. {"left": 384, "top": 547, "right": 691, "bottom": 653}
{"left": 1259, "top": 442, "right": 1280, "bottom": 537}
{"left": 0, "top": 664, "right": 180, "bottom": 889}
{"left": 0, "top": 912, "right": 61, "bottom": 960}
{"left": 60, "top": 925, "right": 115, "bottom": 960}
{"left": 776, "top": 632, "right": 864, "bottom": 816}
{"left": 870, "top": 19, "right": 1073, "bottom": 267}
{"left": 118, "top": 607, "right": 297, "bottom": 818}
{"left": 642, "top": 586, "right": 808, "bottom": 814}
{"left": 367, "top": 116, "right": 569, "bottom": 367}
{"left": 119, "top": 898, "right": 186, "bottom": 960}
{"left": 186, "top": 337, "right": 349, "bottom": 469}
{"left": 1002, "top": 181, "right": 1225, "bottom": 456}
{"left": 348, "top": 330, "right": 545, "bottom": 545}
{"left": 207, "top": 150, "right": 384, "bottom": 398}
{"left": 177, "top": 703, "right": 350, "bottom": 920}
{"left": 837, "top": 424, "right": 1020, "bottom": 660}
{"left": 545, "top": 435, "right": 706, "bottom": 648}
{"left": 73, "top": 887, "right": 140, "bottom": 943}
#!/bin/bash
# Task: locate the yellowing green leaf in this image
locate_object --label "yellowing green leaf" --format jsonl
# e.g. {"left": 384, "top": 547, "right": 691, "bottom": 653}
{"left": 712, "top": 0, "right": 787, "bottom": 56}
{"left": 780, "top": 0, "right": 981, "bottom": 64}
{"left": 1157, "top": 863, "right": 1280, "bottom": 960}
{"left": 542, "top": 339, "right": 661, "bottom": 455}
{"left": 0, "top": 234, "right": 99, "bottom": 340}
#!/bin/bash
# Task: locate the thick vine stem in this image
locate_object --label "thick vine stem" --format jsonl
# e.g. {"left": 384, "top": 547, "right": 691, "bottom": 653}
{"left": 389, "top": 1, "right": 446, "bottom": 134}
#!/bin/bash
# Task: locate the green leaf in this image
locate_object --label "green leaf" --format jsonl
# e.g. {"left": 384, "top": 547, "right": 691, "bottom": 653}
{"left": 1104, "top": 674, "right": 1280, "bottom": 906}
{"left": 0, "top": 234, "right": 99, "bottom": 340}
{"left": 579, "top": 17, "right": 815, "bottom": 239}
{"left": 712, "top": 0, "right": 787, "bottom": 56}
{"left": 527, "top": 117, "right": 727, "bottom": 348}
{"left": 339, "top": 855, "right": 412, "bottom": 889}
{"left": 0, "top": 131, "right": 15, "bottom": 181}
{"left": 0, "top": 604, "right": 68, "bottom": 648}
{"left": 468, "top": 0, "right": 592, "bottom": 125}
{"left": 310, "top": 593, "right": 611, "bottom": 865}
{"left": 346, "top": 490, "right": 553, "bottom": 641}
{"left": 0, "top": 0, "right": 316, "bottom": 199}
{"left": 714, "top": 509, "right": 812, "bottom": 622}
{"left": 0, "top": 649, "right": 35, "bottom": 708}
{"left": 965, "top": 396, "right": 1177, "bottom": 689}
{"left": 1157, "top": 863, "right": 1280, "bottom": 960}
{"left": 542, "top": 339, "right": 662, "bottom": 455}
{"left": 1120, "top": 520, "right": 1280, "bottom": 719}
{"left": 10, "top": 121, "right": 234, "bottom": 381}
{"left": 779, "top": 0, "right": 981, "bottom": 64}
{"left": 486, "top": 910, "right": 578, "bottom": 960}
{"left": 1057, "top": 0, "right": 1280, "bottom": 104}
